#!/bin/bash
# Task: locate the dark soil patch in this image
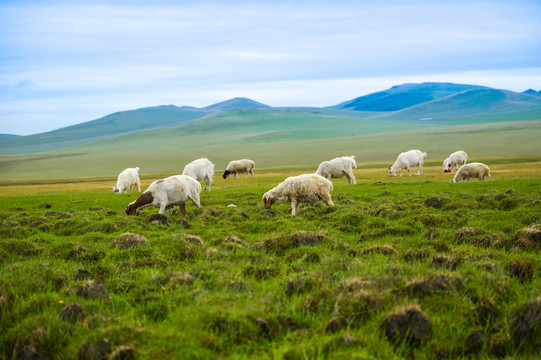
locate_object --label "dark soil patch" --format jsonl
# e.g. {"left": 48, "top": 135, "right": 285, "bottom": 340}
{"left": 432, "top": 256, "right": 462, "bottom": 270}
{"left": 224, "top": 235, "right": 248, "bottom": 249}
{"left": 258, "top": 231, "right": 327, "bottom": 255}
{"left": 453, "top": 227, "right": 480, "bottom": 245}
{"left": 2, "top": 240, "right": 43, "bottom": 256}
{"left": 78, "top": 339, "right": 112, "bottom": 360}
{"left": 243, "top": 266, "right": 280, "bottom": 280}
{"left": 177, "top": 219, "right": 192, "bottom": 229}
{"left": 513, "top": 225, "right": 541, "bottom": 250}
{"left": 508, "top": 259, "right": 535, "bottom": 283}
{"left": 60, "top": 302, "right": 85, "bottom": 322}
{"left": 110, "top": 233, "right": 147, "bottom": 249}
{"left": 464, "top": 330, "right": 485, "bottom": 355}
{"left": 361, "top": 244, "right": 397, "bottom": 256}
{"left": 509, "top": 297, "right": 541, "bottom": 349}
{"left": 404, "top": 274, "right": 458, "bottom": 297}
{"left": 424, "top": 196, "right": 450, "bottom": 209}
{"left": 12, "top": 343, "right": 50, "bottom": 360}
{"left": 149, "top": 214, "right": 171, "bottom": 226}
{"left": 75, "top": 280, "right": 109, "bottom": 300}
{"left": 333, "top": 289, "right": 382, "bottom": 327}
{"left": 109, "top": 345, "right": 136, "bottom": 360}
{"left": 401, "top": 249, "right": 431, "bottom": 263}
{"left": 285, "top": 273, "right": 323, "bottom": 297}
{"left": 381, "top": 305, "right": 432, "bottom": 344}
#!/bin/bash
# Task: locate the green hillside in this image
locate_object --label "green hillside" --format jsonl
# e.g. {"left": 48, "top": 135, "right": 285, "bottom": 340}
{"left": 2, "top": 82, "right": 541, "bottom": 157}
{"left": 0, "top": 98, "right": 271, "bottom": 155}
{"left": 333, "top": 82, "right": 485, "bottom": 111}
{"left": 374, "top": 88, "right": 541, "bottom": 122}
{"left": 1, "top": 119, "right": 539, "bottom": 180}
{"left": 0, "top": 105, "right": 214, "bottom": 154}
{"left": 49, "top": 109, "right": 435, "bottom": 155}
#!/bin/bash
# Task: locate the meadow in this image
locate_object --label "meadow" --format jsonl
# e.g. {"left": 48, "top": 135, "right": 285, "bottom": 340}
{"left": 0, "top": 161, "right": 540, "bottom": 359}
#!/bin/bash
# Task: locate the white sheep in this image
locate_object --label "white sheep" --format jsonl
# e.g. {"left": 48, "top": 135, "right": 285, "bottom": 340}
{"left": 222, "top": 159, "right": 255, "bottom": 179}
{"left": 112, "top": 167, "right": 141, "bottom": 194}
{"left": 316, "top": 156, "right": 357, "bottom": 184}
{"left": 182, "top": 158, "right": 215, "bottom": 192}
{"left": 451, "top": 162, "right": 490, "bottom": 183}
{"left": 262, "top": 174, "right": 334, "bottom": 216}
{"left": 443, "top": 151, "right": 468, "bottom": 173}
{"left": 388, "top": 150, "right": 427, "bottom": 177}
{"left": 125, "top": 175, "right": 201, "bottom": 216}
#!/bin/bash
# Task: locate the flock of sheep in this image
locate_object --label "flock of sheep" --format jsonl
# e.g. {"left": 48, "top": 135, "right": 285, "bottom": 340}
{"left": 113, "top": 150, "right": 491, "bottom": 216}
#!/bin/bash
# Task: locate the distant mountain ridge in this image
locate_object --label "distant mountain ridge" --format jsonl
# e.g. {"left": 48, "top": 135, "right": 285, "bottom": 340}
{"left": 0, "top": 98, "right": 271, "bottom": 154}
{"left": 204, "top": 97, "right": 271, "bottom": 111}
{"left": 1, "top": 82, "right": 541, "bottom": 154}
{"left": 332, "top": 82, "right": 487, "bottom": 111}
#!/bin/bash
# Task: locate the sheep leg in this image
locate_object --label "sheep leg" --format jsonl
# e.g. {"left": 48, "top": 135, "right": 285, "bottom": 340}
{"left": 159, "top": 203, "right": 167, "bottom": 214}
{"left": 418, "top": 164, "right": 423, "bottom": 175}
{"left": 291, "top": 199, "right": 298, "bottom": 216}
{"left": 407, "top": 166, "right": 411, "bottom": 176}
{"left": 136, "top": 180, "right": 141, "bottom": 192}
{"left": 322, "top": 194, "right": 334, "bottom": 206}
{"left": 179, "top": 203, "right": 186, "bottom": 216}
{"left": 346, "top": 171, "right": 356, "bottom": 185}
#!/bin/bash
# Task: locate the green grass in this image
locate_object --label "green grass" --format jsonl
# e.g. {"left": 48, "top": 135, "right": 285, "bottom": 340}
{"left": 1, "top": 119, "right": 540, "bottom": 181}
{"left": 0, "top": 171, "right": 540, "bottom": 359}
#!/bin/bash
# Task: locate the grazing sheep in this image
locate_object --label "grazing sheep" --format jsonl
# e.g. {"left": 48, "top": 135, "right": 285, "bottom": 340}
{"left": 125, "top": 175, "right": 201, "bottom": 216}
{"left": 316, "top": 155, "right": 357, "bottom": 184}
{"left": 451, "top": 163, "right": 490, "bottom": 183}
{"left": 222, "top": 159, "right": 255, "bottom": 179}
{"left": 182, "top": 158, "right": 215, "bottom": 192}
{"left": 112, "top": 167, "right": 141, "bottom": 194}
{"left": 389, "top": 150, "right": 427, "bottom": 177}
{"left": 443, "top": 151, "right": 468, "bottom": 173}
{"left": 262, "top": 174, "right": 334, "bottom": 216}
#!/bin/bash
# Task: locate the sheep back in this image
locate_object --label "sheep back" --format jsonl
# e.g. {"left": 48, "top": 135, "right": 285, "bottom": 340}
{"left": 316, "top": 156, "right": 356, "bottom": 179}
{"left": 264, "top": 174, "right": 333, "bottom": 203}
{"left": 452, "top": 163, "right": 490, "bottom": 182}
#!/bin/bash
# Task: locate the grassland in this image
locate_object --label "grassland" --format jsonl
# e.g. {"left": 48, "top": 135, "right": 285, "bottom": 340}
{"left": 0, "top": 160, "right": 540, "bottom": 359}
{"left": 1, "top": 119, "right": 540, "bottom": 181}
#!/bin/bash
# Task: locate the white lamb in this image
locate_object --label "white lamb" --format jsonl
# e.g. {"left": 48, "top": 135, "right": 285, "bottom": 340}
{"left": 125, "top": 175, "right": 201, "bottom": 216}
{"left": 112, "top": 167, "right": 141, "bottom": 194}
{"left": 222, "top": 159, "right": 255, "bottom": 179}
{"left": 182, "top": 158, "right": 215, "bottom": 192}
{"left": 262, "top": 174, "right": 334, "bottom": 216}
{"left": 316, "top": 156, "right": 357, "bottom": 184}
{"left": 443, "top": 151, "right": 468, "bottom": 173}
{"left": 388, "top": 150, "right": 427, "bottom": 177}
{"left": 451, "top": 163, "right": 490, "bottom": 183}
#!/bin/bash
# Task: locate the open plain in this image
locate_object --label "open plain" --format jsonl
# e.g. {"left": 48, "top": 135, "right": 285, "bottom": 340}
{"left": 1, "top": 158, "right": 540, "bottom": 359}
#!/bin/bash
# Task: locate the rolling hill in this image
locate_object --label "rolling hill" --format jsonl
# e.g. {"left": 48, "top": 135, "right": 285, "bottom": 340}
{"left": 1, "top": 82, "right": 541, "bottom": 156}
{"left": 368, "top": 88, "right": 541, "bottom": 122}
{"left": 0, "top": 98, "right": 269, "bottom": 155}
{"left": 332, "top": 82, "right": 487, "bottom": 111}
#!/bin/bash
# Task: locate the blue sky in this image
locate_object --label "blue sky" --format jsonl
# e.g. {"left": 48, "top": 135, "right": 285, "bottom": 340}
{"left": 1, "top": 0, "right": 541, "bottom": 135}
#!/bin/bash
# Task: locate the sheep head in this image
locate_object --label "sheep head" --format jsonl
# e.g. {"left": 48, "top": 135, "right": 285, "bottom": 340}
{"left": 222, "top": 170, "right": 231, "bottom": 179}
{"left": 388, "top": 166, "right": 397, "bottom": 177}
{"left": 125, "top": 192, "right": 154, "bottom": 215}
{"left": 262, "top": 194, "right": 276, "bottom": 209}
